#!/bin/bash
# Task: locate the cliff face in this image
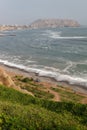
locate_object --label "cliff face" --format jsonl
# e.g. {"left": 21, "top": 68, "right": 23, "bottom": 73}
{"left": 29, "top": 19, "right": 80, "bottom": 29}
{"left": 0, "top": 67, "right": 15, "bottom": 87}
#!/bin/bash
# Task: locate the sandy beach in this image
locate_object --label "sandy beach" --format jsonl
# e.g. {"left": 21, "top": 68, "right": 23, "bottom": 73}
{"left": 0, "top": 63, "right": 87, "bottom": 97}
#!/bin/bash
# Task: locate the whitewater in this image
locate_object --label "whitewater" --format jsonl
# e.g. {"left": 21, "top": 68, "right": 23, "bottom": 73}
{"left": 0, "top": 27, "right": 87, "bottom": 87}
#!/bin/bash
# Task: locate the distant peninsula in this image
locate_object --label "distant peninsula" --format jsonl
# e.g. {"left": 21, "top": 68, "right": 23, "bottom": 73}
{"left": 29, "top": 19, "right": 80, "bottom": 29}
{"left": 0, "top": 19, "right": 80, "bottom": 31}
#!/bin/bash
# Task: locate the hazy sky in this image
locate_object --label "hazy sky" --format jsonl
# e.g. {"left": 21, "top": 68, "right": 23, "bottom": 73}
{"left": 0, "top": 0, "right": 87, "bottom": 25}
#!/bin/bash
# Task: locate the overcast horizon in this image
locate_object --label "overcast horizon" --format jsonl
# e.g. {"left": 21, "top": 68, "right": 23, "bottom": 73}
{"left": 0, "top": 0, "right": 87, "bottom": 25}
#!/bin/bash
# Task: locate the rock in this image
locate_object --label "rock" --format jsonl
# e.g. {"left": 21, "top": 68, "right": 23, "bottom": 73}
{"left": 29, "top": 19, "right": 80, "bottom": 29}
{"left": 0, "top": 67, "right": 15, "bottom": 87}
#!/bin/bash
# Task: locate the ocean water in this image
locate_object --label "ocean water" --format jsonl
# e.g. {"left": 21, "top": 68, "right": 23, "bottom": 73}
{"left": 0, "top": 27, "right": 87, "bottom": 87}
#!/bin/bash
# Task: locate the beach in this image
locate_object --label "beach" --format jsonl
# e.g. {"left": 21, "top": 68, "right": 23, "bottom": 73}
{"left": 0, "top": 63, "right": 87, "bottom": 98}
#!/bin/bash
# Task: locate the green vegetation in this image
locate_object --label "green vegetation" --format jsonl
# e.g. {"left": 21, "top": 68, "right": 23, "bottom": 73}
{"left": 14, "top": 76, "right": 54, "bottom": 99}
{"left": 14, "top": 76, "right": 85, "bottom": 103}
{"left": 20, "top": 77, "right": 34, "bottom": 83}
{"left": 0, "top": 85, "right": 87, "bottom": 130}
{"left": 21, "top": 85, "right": 54, "bottom": 99}
{"left": 51, "top": 87, "right": 84, "bottom": 103}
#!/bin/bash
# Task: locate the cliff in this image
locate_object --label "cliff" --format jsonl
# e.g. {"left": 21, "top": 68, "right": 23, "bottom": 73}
{"left": 29, "top": 19, "right": 80, "bottom": 29}
{"left": 0, "top": 67, "right": 15, "bottom": 87}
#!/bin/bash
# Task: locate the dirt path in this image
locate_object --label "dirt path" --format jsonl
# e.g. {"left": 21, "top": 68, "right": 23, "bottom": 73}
{"left": 81, "top": 98, "right": 87, "bottom": 104}
{"left": 47, "top": 88, "right": 60, "bottom": 102}
{"left": 40, "top": 82, "right": 60, "bottom": 102}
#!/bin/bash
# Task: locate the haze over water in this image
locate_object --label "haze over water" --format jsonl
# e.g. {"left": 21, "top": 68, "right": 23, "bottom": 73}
{"left": 0, "top": 27, "right": 87, "bottom": 86}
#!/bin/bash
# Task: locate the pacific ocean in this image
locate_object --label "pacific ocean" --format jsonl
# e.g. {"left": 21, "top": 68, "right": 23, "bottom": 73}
{"left": 0, "top": 27, "right": 87, "bottom": 87}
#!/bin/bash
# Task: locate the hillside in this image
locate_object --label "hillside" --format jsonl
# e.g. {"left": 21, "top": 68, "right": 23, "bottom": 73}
{"left": 0, "top": 19, "right": 80, "bottom": 31}
{"left": 29, "top": 19, "right": 80, "bottom": 29}
{"left": 0, "top": 85, "right": 87, "bottom": 130}
{"left": 0, "top": 67, "right": 87, "bottom": 129}
{"left": 0, "top": 67, "right": 87, "bottom": 103}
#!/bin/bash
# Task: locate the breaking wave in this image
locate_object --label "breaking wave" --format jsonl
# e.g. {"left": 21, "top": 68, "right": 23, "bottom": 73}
{"left": 45, "top": 30, "right": 87, "bottom": 39}
{"left": 0, "top": 59, "right": 87, "bottom": 87}
{"left": 51, "top": 36, "right": 87, "bottom": 39}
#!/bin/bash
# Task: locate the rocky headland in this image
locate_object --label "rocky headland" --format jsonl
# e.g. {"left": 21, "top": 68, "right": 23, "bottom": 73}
{"left": 0, "top": 19, "right": 80, "bottom": 31}
{"left": 29, "top": 19, "right": 80, "bottom": 29}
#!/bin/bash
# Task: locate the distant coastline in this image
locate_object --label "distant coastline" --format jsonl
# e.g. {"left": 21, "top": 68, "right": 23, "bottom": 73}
{"left": 0, "top": 19, "right": 80, "bottom": 31}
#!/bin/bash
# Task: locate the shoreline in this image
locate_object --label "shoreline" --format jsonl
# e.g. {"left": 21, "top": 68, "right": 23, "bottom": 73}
{"left": 0, "top": 63, "right": 87, "bottom": 96}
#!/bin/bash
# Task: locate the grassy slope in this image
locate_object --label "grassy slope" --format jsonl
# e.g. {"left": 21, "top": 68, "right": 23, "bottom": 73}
{"left": 0, "top": 85, "right": 87, "bottom": 130}
{"left": 14, "top": 76, "right": 85, "bottom": 103}
{"left": 51, "top": 87, "right": 84, "bottom": 103}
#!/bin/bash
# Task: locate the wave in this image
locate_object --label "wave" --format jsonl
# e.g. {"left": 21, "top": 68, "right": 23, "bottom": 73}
{"left": 45, "top": 30, "right": 87, "bottom": 39}
{"left": 62, "top": 61, "right": 73, "bottom": 73}
{"left": 39, "top": 70, "right": 87, "bottom": 87}
{"left": 0, "top": 33, "right": 5, "bottom": 36}
{"left": 50, "top": 36, "right": 87, "bottom": 39}
{"left": 43, "top": 30, "right": 62, "bottom": 38}
{"left": 0, "top": 59, "right": 87, "bottom": 88}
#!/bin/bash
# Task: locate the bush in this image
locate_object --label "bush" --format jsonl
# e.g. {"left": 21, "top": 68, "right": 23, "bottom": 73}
{"left": 0, "top": 85, "right": 87, "bottom": 130}
{"left": 21, "top": 77, "right": 33, "bottom": 83}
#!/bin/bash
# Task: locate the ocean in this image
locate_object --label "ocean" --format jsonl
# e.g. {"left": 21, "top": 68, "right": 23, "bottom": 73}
{"left": 0, "top": 27, "right": 87, "bottom": 87}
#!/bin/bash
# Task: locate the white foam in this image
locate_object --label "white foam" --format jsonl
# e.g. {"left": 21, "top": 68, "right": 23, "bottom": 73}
{"left": 26, "top": 60, "right": 36, "bottom": 63}
{"left": 38, "top": 70, "right": 87, "bottom": 86}
{"left": 43, "top": 30, "right": 62, "bottom": 38}
{"left": 45, "top": 30, "right": 87, "bottom": 39}
{"left": 0, "top": 33, "right": 5, "bottom": 36}
{"left": 0, "top": 59, "right": 87, "bottom": 87}
{"left": 63, "top": 61, "right": 73, "bottom": 73}
{"left": 50, "top": 35, "right": 87, "bottom": 39}
{"left": 55, "top": 74, "right": 87, "bottom": 86}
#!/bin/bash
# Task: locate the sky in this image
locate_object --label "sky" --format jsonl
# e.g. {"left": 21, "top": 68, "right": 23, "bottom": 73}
{"left": 0, "top": 0, "right": 87, "bottom": 25}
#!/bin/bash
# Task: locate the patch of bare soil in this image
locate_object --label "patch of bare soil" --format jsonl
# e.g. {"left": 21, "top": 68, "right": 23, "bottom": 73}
{"left": 39, "top": 82, "right": 60, "bottom": 101}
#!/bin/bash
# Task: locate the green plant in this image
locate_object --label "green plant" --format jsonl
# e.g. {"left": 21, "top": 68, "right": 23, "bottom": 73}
{"left": 0, "top": 85, "right": 87, "bottom": 130}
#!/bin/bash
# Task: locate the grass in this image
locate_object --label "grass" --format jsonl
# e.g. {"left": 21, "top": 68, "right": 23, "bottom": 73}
{"left": 13, "top": 75, "right": 86, "bottom": 105}
{"left": 21, "top": 85, "right": 54, "bottom": 99}
{"left": 0, "top": 85, "right": 87, "bottom": 129}
{"left": 51, "top": 87, "right": 84, "bottom": 103}
{"left": 14, "top": 76, "right": 85, "bottom": 103}
{"left": 14, "top": 76, "right": 54, "bottom": 99}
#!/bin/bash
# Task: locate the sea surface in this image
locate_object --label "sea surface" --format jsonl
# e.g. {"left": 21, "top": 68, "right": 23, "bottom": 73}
{"left": 0, "top": 27, "right": 87, "bottom": 87}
